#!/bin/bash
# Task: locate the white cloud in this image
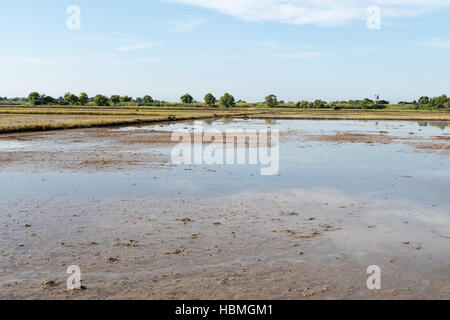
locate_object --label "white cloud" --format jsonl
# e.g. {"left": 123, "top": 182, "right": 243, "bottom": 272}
{"left": 115, "top": 42, "right": 156, "bottom": 52}
{"left": 0, "top": 57, "right": 76, "bottom": 65}
{"left": 194, "top": 50, "right": 323, "bottom": 61}
{"left": 0, "top": 56, "right": 160, "bottom": 65}
{"left": 419, "top": 38, "right": 450, "bottom": 48}
{"left": 103, "top": 58, "right": 160, "bottom": 63}
{"left": 271, "top": 52, "right": 321, "bottom": 59}
{"left": 165, "top": 15, "right": 205, "bottom": 31}
{"left": 166, "top": 0, "right": 450, "bottom": 26}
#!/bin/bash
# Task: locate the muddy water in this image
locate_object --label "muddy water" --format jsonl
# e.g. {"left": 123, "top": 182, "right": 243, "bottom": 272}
{"left": 0, "top": 119, "right": 449, "bottom": 299}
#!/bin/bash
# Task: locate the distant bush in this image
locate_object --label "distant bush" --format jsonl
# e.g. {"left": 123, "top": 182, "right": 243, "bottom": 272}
{"left": 120, "top": 96, "right": 132, "bottom": 104}
{"left": 64, "top": 93, "right": 78, "bottom": 105}
{"left": 204, "top": 93, "right": 217, "bottom": 107}
{"left": 295, "top": 100, "right": 311, "bottom": 108}
{"left": 265, "top": 94, "right": 278, "bottom": 108}
{"left": 28, "top": 92, "right": 41, "bottom": 105}
{"left": 142, "top": 95, "right": 153, "bottom": 105}
{"left": 219, "top": 93, "right": 235, "bottom": 108}
{"left": 94, "top": 94, "right": 110, "bottom": 106}
{"left": 414, "top": 94, "right": 449, "bottom": 110}
{"left": 110, "top": 95, "right": 120, "bottom": 105}
{"left": 79, "top": 93, "right": 89, "bottom": 106}
{"left": 181, "top": 93, "right": 194, "bottom": 104}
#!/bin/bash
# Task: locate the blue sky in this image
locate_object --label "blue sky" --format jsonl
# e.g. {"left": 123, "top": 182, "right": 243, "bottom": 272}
{"left": 0, "top": 0, "right": 450, "bottom": 103}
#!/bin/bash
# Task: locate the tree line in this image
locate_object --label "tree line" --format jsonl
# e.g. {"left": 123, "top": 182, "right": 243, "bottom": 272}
{"left": 400, "top": 95, "right": 450, "bottom": 110}
{"left": 24, "top": 92, "right": 238, "bottom": 108}
{"left": 0, "top": 92, "right": 447, "bottom": 110}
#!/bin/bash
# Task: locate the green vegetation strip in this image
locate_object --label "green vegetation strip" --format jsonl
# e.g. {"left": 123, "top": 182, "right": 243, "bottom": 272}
{"left": 0, "top": 113, "right": 253, "bottom": 134}
{"left": 0, "top": 107, "right": 449, "bottom": 134}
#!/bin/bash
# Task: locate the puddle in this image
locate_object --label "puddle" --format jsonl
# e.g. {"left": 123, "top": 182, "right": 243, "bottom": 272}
{"left": 0, "top": 140, "right": 30, "bottom": 151}
{"left": 117, "top": 119, "right": 450, "bottom": 138}
{"left": 1, "top": 120, "right": 449, "bottom": 201}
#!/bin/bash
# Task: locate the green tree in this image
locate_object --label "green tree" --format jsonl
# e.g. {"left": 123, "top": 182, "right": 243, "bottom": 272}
{"left": 110, "top": 95, "right": 121, "bottom": 105}
{"left": 418, "top": 96, "right": 430, "bottom": 105}
{"left": 219, "top": 93, "right": 235, "bottom": 108}
{"left": 204, "top": 93, "right": 216, "bottom": 107}
{"left": 430, "top": 94, "right": 449, "bottom": 109}
{"left": 361, "top": 98, "right": 374, "bottom": 109}
{"left": 265, "top": 94, "right": 278, "bottom": 108}
{"left": 56, "top": 96, "right": 64, "bottom": 105}
{"left": 64, "top": 92, "right": 78, "bottom": 105}
{"left": 94, "top": 94, "right": 110, "bottom": 106}
{"left": 298, "top": 100, "right": 311, "bottom": 108}
{"left": 181, "top": 93, "right": 193, "bottom": 104}
{"left": 120, "top": 96, "right": 132, "bottom": 104}
{"left": 42, "top": 95, "right": 56, "bottom": 105}
{"left": 142, "top": 95, "right": 153, "bottom": 105}
{"left": 78, "top": 92, "right": 89, "bottom": 106}
{"left": 313, "top": 99, "right": 327, "bottom": 108}
{"left": 28, "top": 92, "right": 41, "bottom": 105}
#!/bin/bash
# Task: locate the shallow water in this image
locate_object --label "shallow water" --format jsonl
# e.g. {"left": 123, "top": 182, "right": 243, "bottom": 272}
{"left": 2, "top": 119, "right": 449, "bottom": 247}
{"left": 1, "top": 119, "right": 449, "bottom": 299}
{"left": 1, "top": 120, "right": 449, "bottom": 201}
{"left": 0, "top": 140, "right": 30, "bottom": 151}
{"left": 119, "top": 118, "right": 449, "bottom": 136}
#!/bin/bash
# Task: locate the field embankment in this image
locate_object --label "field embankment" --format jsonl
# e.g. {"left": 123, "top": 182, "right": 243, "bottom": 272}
{"left": 1, "top": 105, "right": 449, "bottom": 134}
{"left": 0, "top": 105, "right": 258, "bottom": 134}
{"left": 251, "top": 109, "right": 450, "bottom": 121}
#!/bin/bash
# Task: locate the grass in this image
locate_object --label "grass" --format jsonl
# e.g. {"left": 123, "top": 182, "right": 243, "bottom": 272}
{"left": 0, "top": 105, "right": 449, "bottom": 134}
{"left": 251, "top": 109, "right": 450, "bottom": 121}
{"left": 0, "top": 110, "right": 258, "bottom": 134}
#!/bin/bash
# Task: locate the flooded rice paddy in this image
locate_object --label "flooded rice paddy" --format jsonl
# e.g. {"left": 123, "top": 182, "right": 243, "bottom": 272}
{"left": 0, "top": 119, "right": 449, "bottom": 299}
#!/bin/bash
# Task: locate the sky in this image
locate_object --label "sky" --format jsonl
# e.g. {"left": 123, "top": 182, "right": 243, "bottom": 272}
{"left": 0, "top": 0, "right": 450, "bottom": 103}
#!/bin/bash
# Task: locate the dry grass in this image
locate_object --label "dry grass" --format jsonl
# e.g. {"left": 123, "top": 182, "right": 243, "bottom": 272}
{"left": 0, "top": 112, "right": 252, "bottom": 134}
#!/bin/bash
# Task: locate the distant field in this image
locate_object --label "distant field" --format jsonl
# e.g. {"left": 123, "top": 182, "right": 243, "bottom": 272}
{"left": 0, "top": 104, "right": 449, "bottom": 134}
{"left": 0, "top": 105, "right": 259, "bottom": 134}
{"left": 250, "top": 108, "right": 450, "bottom": 121}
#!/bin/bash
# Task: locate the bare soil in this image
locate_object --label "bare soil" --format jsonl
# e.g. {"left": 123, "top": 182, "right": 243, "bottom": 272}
{"left": 0, "top": 123, "right": 449, "bottom": 300}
